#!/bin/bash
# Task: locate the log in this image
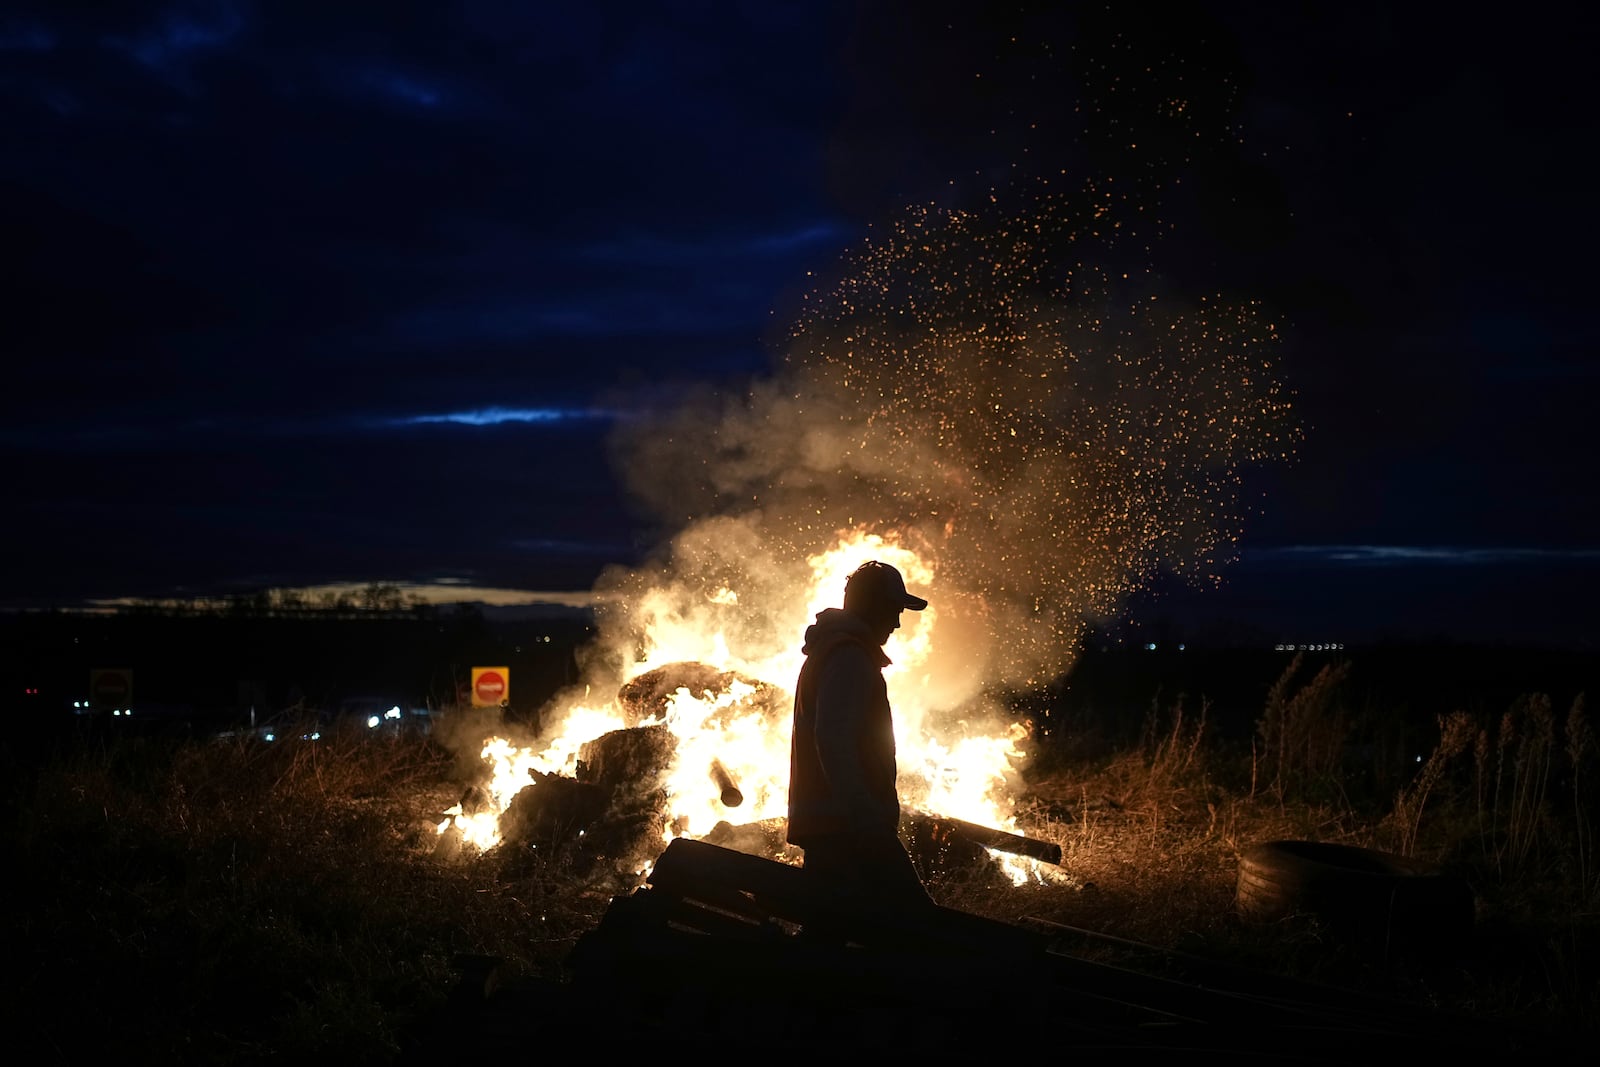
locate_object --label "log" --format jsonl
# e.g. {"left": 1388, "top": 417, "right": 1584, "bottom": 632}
{"left": 931, "top": 815, "right": 1063, "bottom": 866}
{"left": 900, "top": 809, "right": 993, "bottom": 877}
{"left": 709, "top": 759, "right": 743, "bottom": 808}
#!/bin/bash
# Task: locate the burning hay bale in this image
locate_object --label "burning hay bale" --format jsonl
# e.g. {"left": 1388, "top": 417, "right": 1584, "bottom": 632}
{"left": 615, "top": 661, "right": 786, "bottom": 728}
{"left": 576, "top": 725, "right": 677, "bottom": 800}
{"left": 496, "top": 771, "right": 608, "bottom": 848}
{"left": 569, "top": 725, "right": 679, "bottom": 872}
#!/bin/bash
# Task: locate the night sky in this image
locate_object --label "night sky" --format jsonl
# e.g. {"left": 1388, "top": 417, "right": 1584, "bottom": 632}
{"left": 4, "top": 2, "right": 1597, "bottom": 648}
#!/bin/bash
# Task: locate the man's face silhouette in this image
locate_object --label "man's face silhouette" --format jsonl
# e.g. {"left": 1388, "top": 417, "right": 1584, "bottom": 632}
{"left": 861, "top": 601, "right": 903, "bottom": 647}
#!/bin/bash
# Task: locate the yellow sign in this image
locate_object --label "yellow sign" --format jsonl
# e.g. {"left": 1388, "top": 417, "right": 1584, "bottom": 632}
{"left": 471, "top": 666, "right": 510, "bottom": 708}
{"left": 90, "top": 668, "right": 133, "bottom": 709}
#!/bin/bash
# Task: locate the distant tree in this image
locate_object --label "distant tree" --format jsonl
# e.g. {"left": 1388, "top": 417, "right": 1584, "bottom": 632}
{"left": 360, "top": 583, "right": 405, "bottom": 613}
{"left": 272, "top": 588, "right": 308, "bottom": 614}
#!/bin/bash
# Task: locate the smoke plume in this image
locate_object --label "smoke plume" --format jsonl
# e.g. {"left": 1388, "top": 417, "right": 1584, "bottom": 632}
{"left": 602, "top": 181, "right": 1299, "bottom": 717}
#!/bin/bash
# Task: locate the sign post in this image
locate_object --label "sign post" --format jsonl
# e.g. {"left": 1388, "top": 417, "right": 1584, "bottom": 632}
{"left": 470, "top": 667, "right": 509, "bottom": 708}
{"left": 90, "top": 668, "right": 133, "bottom": 710}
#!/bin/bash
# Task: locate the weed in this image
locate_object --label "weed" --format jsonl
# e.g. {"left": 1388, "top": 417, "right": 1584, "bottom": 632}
{"left": 1386, "top": 709, "right": 1475, "bottom": 855}
{"left": 1567, "top": 694, "right": 1596, "bottom": 901}
{"left": 1253, "top": 654, "right": 1353, "bottom": 805}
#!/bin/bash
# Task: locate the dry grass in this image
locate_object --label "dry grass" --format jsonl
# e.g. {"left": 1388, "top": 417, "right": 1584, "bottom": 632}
{"left": 5, "top": 725, "right": 595, "bottom": 1065}
{"left": 7, "top": 670, "right": 1598, "bottom": 1061}
{"left": 992, "top": 678, "right": 1600, "bottom": 1039}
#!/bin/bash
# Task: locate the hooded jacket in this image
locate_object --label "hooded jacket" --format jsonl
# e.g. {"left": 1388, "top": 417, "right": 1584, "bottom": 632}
{"left": 786, "top": 607, "right": 900, "bottom": 847}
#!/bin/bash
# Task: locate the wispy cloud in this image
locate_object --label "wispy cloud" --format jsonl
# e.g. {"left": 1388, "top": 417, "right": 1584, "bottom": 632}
{"left": 4, "top": 406, "right": 621, "bottom": 449}
{"left": 330, "top": 63, "right": 450, "bottom": 111}
{"left": 102, "top": 2, "right": 245, "bottom": 78}
{"left": 0, "top": 21, "right": 57, "bottom": 52}
{"left": 1253, "top": 544, "right": 1600, "bottom": 566}
{"left": 397, "top": 407, "right": 618, "bottom": 427}
{"left": 367, "top": 69, "right": 442, "bottom": 108}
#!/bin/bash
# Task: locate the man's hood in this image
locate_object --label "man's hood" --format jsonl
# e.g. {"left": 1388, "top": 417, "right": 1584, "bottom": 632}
{"left": 802, "top": 607, "right": 892, "bottom": 667}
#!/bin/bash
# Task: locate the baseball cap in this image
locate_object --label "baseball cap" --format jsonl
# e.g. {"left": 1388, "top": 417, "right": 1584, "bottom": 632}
{"left": 844, "top": 561, "right": 928, "bottom": 612}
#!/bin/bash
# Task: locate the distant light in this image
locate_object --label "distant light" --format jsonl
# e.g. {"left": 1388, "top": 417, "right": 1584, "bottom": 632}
{"left": 1177, "top": 643, "right": 1185, "bottom": 651}
{"left": 1145, "top": 642, "right": 1157, "bottom": 651}
{"left": 384, "top": 706, "right": 401, "bottom": 720}
{"left": 367, "top": 715, "right": 381, "bottom": 729}
{"left": 263, "top": 732, "right": 276, "bottom": 742}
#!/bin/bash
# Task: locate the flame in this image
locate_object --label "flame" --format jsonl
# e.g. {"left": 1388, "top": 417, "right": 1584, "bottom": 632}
{"left": 439, "top": 529, "right": 1059, "bottom": 884}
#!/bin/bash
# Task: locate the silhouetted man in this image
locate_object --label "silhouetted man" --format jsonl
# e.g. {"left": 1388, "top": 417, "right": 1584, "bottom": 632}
{"left": 787, "top": 560, "right": 933, "bottom": 911}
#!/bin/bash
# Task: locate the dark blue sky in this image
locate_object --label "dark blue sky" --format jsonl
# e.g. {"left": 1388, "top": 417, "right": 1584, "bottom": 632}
{"left": 3, "top": 2, "right": 1597, "bottom": 647}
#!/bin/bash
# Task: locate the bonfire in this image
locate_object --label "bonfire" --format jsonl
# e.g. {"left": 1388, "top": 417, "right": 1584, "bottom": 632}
{"left": 437, "top": 530, "right": 1060, "bottom": 885}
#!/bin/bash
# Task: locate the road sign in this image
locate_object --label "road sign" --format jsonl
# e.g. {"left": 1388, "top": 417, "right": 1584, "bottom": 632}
{"left": 471, "top": 667, "right": 509, "bottom": 708}
{"left": 90, "top": 668, "right": 133, "bottom": 709}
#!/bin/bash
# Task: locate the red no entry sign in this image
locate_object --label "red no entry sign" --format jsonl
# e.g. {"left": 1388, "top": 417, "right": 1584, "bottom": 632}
{"left": 90, "top": 668, "right": 133, "bottom": 709}
{"left": 471, "top": 667, "right": 509, "bottom": 708}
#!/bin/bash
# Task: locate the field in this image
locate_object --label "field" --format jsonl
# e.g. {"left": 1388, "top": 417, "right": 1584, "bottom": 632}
{"left": 4, "top": 611, "right": 1597, "bottom": 1061}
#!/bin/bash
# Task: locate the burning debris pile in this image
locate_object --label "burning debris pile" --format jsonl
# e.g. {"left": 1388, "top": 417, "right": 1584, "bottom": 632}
{"left": 438, "top": 645, "right": 1062, "bottom": 887}
{"left": 488, "top": 662, "right": 792, "bottom": 878}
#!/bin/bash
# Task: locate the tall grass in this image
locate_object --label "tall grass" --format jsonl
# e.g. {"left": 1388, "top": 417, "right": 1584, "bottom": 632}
{"left": 1567, "top": 695, "right": 1597, "bottom": 901}
{"left": 1365, "top": 691, "right": 1597, "bottom": 898}
{"left": 1387, "top": 709, "right": 1475, "bottom": 856}
{"left": 1252, "top": 654, "right": 1352, "bottom": 805}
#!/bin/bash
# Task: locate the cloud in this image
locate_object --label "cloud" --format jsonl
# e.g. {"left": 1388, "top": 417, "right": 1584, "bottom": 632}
{"left": 399, "top": 407, "right": 618, "bottom": 427}
{"left": 357, "top": 67, "right": 443, "bottom": 109}
{"left": 102, "top": 2, "right": 245, "bottom": 78}
{"left": 0, "top": 21, "right": 56, "bottom": 52}
{"left": 1254, "top": 545, "right": 1600, "bottom": 566}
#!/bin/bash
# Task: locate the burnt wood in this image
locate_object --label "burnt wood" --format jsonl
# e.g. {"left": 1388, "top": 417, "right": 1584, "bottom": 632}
{"left": 932, "top": 814, "right": 1064, "bottom": 865}
{"left": 709, "top": 759, "right": 743, "bottom": 807}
